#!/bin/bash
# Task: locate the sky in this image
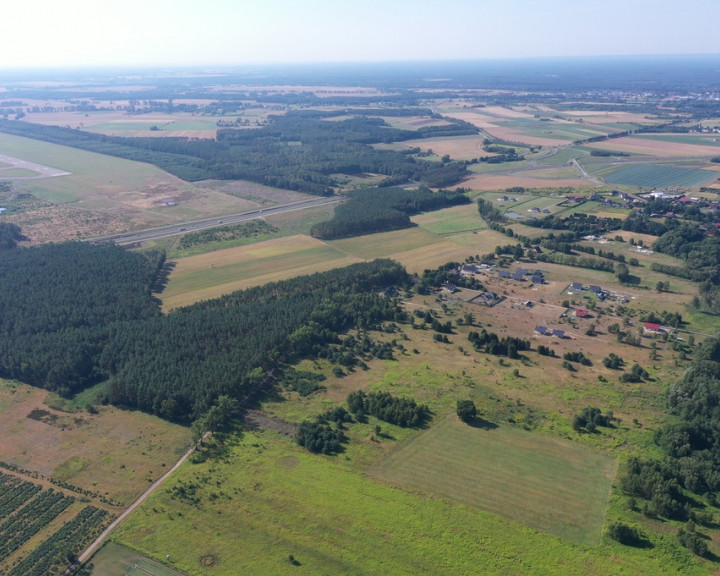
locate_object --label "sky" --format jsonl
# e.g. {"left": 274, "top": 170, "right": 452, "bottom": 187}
{"left": 3, "top": 0, "right": 719, "bottom": 68}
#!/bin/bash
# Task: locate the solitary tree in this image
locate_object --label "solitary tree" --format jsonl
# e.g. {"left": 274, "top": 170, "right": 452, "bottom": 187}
{"left": 456, "top": 399, "right": 477, "bottom": 423}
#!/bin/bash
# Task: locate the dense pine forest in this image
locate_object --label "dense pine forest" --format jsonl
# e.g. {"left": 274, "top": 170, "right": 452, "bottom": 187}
{"left": 311, "top": 186, "right": 470, "bottom": 239}
{"left": 0, "top": 242, "right": 163, "bottom": 395}
{"left": 0, "top": 110, "right": 475, "bottom": 193}
{"left": 0, "top": 240, "right": 408, "bottom": 421}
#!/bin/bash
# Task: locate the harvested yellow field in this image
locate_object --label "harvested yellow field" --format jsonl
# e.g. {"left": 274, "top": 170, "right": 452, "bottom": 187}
{"left": 589, "top": 136, "right": 720, "bottom": 157}
{"left": 161, "top": 235, "right": 361, "bottom": 310}
{"left": 461, "top": 173, "right": 592, "bottom": 191}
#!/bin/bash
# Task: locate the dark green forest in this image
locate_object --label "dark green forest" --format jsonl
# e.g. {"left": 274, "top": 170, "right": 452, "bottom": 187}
{"left": 310, "top": 186, "right": 470, "bottom": 239}
{"left": 0, "top": 241, "right": 408, "bottom": 421}
{"left": 0, "top": 242, "right": 163, "bottom": 395}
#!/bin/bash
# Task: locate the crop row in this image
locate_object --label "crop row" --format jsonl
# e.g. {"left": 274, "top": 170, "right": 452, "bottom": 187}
{"left": 0, "top": 489, "right": 74, "bottom": 562}
{"left": 0, "top": 472, "right": 42, "bottom": 519}
{"left": 10, "top": 505, "right": 108, "bottom": 576}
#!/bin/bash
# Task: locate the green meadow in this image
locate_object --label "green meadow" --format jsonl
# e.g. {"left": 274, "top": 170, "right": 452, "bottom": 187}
{"left": 111, "top": 424, "right": 705, "bottom": 576}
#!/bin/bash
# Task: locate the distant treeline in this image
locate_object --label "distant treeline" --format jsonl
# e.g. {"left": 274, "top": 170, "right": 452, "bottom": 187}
{"left": 0, "top": 111, "right": 475, "bottom": 194}
{"left": 310, "top": 187, "right": 470, "bottom": 240}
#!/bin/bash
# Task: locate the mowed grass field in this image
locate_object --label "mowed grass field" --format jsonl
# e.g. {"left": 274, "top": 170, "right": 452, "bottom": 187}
{"left": 372, "top": 415, "right": 616, "bottom": 545}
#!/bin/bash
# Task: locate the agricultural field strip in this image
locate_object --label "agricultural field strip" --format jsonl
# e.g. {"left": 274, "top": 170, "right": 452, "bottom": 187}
{"left": 0, "top": 152, "right": 70, "bottom": 178}
{"left": 604, "top": 164, "right": 717, "bottom": 187}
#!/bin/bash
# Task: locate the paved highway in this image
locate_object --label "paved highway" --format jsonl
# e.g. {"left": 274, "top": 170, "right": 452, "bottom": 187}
{"left": 89, "top": 195, "right": 342, "bottom": 245}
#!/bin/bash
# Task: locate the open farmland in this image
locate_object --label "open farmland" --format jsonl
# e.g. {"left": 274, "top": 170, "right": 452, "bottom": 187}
{"left": 0, "top": 381, "right": 191, "bottom": 506}
{"left": 461, "top": 172, "right": 591, "bottom": 191}
{"left": 111, "top": 424, "right": 693, "bottom": 576}
{"left": 160, "top": 235, "right": 362, "bottom": 310}
{"left": 603, "top": 164, "right": 716, "bottom": 188}
{"left": 587, "top": 136, "right": 720, "bottom": 157}
{"left": 372, "top": 415, "right": 616, "bottom": 545}
{"left": 374, "top": 134, "right": 491, "bottom": 160}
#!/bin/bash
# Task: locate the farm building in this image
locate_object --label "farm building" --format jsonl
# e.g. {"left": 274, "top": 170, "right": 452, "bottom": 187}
{"left": 552, "top": 329, "right": 566, "bottom": 339}
{"left": 535, "top": 325, "right": 548, "bottom": 335}
{"left": 498, "top": 270, "right": 511, "bottom": 279}
{"left": 531, "top": 271, "right": 544, "bottom": 284}
{"left": 570, "top": 282, "right": 584, "bottom": 291}
{"left": 643, "top": 322, "right": 664, "bottom": 335}
{"left": 575, "top": 309, "right": 588, "bottom": 318}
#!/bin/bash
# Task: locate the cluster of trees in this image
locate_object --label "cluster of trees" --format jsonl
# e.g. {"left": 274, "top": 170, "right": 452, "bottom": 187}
{"left": 525, "top": 213, "right": 623, "bottom": 236}
{"left": 607, "top": 522, "right": 644, "bottom": 547}
{"left": 295, "top": 418, "right": 348, "bottom": 454}
{"left": 602, "top": 353, "right": 624, "bottom": 369}
{"left": 572, "top": 406, "right": 612, "bottom": 432}
{"left": 310, "top": 187, "right": 469, "bottom": 240}
{"left": 346, "top": 390, "right": 430, "bottom": 428}
{"left": 476, "top": 198, "right": 506, "bottom": 224}
{"left": 618, "top": 338, "right": 720, "bottom": 554}
{"left": 537, "top": 344, "right": 555, "bottom": 357}
{"left": 178, "top": 220, "right": 277, "bottom": 250}
{"left": 620, "top": 363, "right": 649, "bottom": 383}
{"left": 0, "top": 222, "right": 23, "bottom": 250}
{"left": 456, "top": 399, "right": 477, "bottom": 423}
{"left": 467, "top": 330, "right": 531, "bottom": 358}
{"left": 563, "top": 351, "right": 592, "bottom": 366}
{"left": 280, "top": 368, "right": 327, "bottom": 396}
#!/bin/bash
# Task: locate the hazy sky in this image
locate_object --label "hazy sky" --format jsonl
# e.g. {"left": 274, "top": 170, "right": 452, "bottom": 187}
{"left": 3, "top": 0, "right": 719, "bottom": 68}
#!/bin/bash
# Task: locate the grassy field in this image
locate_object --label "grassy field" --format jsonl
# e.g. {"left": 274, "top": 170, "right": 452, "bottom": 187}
{"left": 111, "top": 423, "right": 704, "bottom": 576}
{"left": 0, "top": 380, "right": 191, "bottom": 506}
{"left": 372, "top": 415, "right": 616, "bottom": 545}
{"left": 161, "top": 235, "right": 362, "bottom": 310}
